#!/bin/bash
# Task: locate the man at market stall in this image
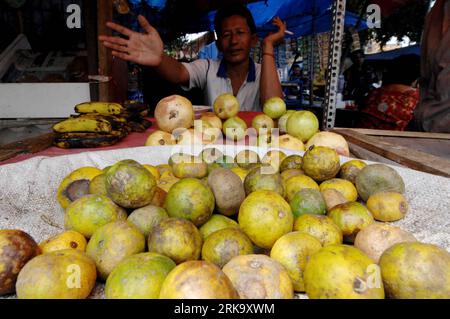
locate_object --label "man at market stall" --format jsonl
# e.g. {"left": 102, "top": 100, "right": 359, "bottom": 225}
{"left": 99, "top": 4, "right": 286, "bottom": 111}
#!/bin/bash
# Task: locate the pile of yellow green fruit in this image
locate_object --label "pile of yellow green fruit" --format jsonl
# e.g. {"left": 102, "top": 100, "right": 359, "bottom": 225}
{"left": 1, "top": 145, "right": 449, "bottom": 299}
{"left": 145, "top": 94, "right": 350, "bottom": 156}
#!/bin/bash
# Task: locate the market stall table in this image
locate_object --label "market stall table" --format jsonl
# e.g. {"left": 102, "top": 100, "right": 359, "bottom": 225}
{"left": 2, "top": 111, "right": 450, "bottom": 178}
{"left": 0, "top": 112, "right": 259, "bottom": 166}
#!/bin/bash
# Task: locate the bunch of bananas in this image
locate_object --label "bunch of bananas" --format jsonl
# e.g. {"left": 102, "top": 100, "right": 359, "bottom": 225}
{"left": 53, "top": 102, "right": 152, "bottom": 149}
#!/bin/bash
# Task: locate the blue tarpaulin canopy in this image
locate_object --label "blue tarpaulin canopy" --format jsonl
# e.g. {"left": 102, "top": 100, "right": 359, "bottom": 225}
{"left": 206, "top": 0, "right": 366, "bottom": 37}
{"left": 131, "top": 0, "right": 366, "bottom": 37}
{"left": 129, "top": 0, "right": 167, "bottom": 10}
{"left": 365, "top": 44, "right": 421, "bottom": 60}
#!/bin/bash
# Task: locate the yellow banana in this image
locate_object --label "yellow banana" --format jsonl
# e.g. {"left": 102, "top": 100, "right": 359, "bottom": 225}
{"left": 53, "top": 117, "right": 112, "bottom": 133}
{"left": 75, "top": 102, "right": 124, "bottom": 115}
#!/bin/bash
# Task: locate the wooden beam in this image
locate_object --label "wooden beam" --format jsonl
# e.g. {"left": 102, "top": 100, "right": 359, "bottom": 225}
{"left": 347, "top": 142, "right": 406, "bottom": 167}
{"left": 84, "top": 0, "right": 99, "bottom": 101}
{"left": 335, "top": 128, "right": 450, "bottom": 140}
{"left": 332, "top": 128, "right": 450, "bottom": 177}
{"left": 0, "top": 133, "right": 55, "bottom": 162}
{"left": 97, "top": 0, "right": 113, "bottom": 102}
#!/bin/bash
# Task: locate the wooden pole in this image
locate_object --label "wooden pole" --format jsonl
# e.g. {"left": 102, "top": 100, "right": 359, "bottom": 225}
{"left": 84, "top": 0, "right": 99, "bottom": 101}
{"left": 97, "top": 0, "right": 113, "bottom": 102}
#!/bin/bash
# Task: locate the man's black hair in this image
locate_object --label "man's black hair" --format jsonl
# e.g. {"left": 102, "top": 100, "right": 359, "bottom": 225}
{"left": 214, "top": 3, "right": 257, "bottom": 36}
{"left": 383, "top": 54, "right": 420, "bottom": 86}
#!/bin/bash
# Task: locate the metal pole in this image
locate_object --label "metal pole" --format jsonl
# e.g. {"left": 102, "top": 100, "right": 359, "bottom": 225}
{"left": 309, "top": 9, "right": 316, "bottom": 107}
{"left": 322, "top": 0, "right": 347, "bottom": 129}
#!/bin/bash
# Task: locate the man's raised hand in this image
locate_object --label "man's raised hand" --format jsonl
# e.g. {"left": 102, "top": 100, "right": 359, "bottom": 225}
{"left": 98, "top": 15, "right": 164, "bottom": 67}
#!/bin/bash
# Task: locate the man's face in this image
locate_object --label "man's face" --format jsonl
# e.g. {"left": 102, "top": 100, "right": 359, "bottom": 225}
{"left": 217, "top": 15, "right": 257, "bottom": 65}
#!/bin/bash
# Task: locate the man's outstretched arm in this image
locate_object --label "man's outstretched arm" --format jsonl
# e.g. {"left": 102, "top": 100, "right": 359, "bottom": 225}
{"left": 99, "top": 15, "right": 190, "bottom": 86}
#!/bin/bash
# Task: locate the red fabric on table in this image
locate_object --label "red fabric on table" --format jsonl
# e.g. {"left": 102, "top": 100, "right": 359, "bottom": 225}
{"left": 1, "top": 112, "right": 261, "bottom": 165}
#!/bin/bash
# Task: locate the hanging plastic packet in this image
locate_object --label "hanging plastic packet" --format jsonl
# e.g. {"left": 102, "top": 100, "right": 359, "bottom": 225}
{"left": 113, "top": 0, "right": 131, "bottom": 14}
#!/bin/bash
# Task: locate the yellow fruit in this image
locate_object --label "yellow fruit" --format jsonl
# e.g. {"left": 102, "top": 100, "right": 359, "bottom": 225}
{"left": 302, "top": 146, "right": 341, "bottom": 182}
{"left": 252, "top": 114, "right": 275, "bottom": 135}
{"left": 366, "top": 192, "right": 409, "bottom": 222}
{"left": 145, "top": 130, "right": 176, "bottom": 146}
{"left": 202, "top": 228, "right": 254, "bottom": 268}
{"left": 305, "top": 131, "right": 350, "bottom": 157}
{"left": 105, "top": 253, "right": 176, "bottom": 299}
{"left": 154, "top": 95, "right": 194, "bottom": 133}
{"left": 39, "top": 230, "right": 87, "bottom": 254}
{"left": 174, "top": 128, "right": 203, "bottom": 145}
{"left": 222, "top": 116, "right": 248, "bottom": 141}
{"left": 278, "top": 134, "right": 305, "bottom": 152}
{"left": 293, "top": 214, "right": 343, "bottom": 246}
{"left": 244, "top": 166, "right": 284, "bottom": 197}
{"left": 156, "top": 164, "right": 172, "bottom": 175}
{"left": 159, "top": 260, "right": 239, "bottom": 298}
{"left": 286, "top": 110, "right": 319, "bottom": 142}
{"left": 257, "top": 132, "right": 272, "bottom": 148}
{"left": 289, "top": 188, "right": 326, "bottom": 218}
{"left": 280, "top": 155, "right": 303, "bottom": 172}
{"left": 284, "top": 174, "right": 319, "bottom": 202}
{"left": 230, "top": 167, "right": 248, "bottom": 182}
{"left": 261, "top": 150, "right": 287, "bottom": 173}
{"left": 16, "top": 249, "right": 97, "bottom": 299}
{"left": 263, "top": 96, "right": 286, "bottom": 119}
{"left": 213, "top": 93, "right": 240, "bottom": 120}
{"left": 157, "top": 171, "right": 180, "bottom": 193}
{"left": 199, "top": 147, "right": 224, "bottom": 164}
{"left": 339, "top": 159, "right": 367, "bottom": 183}
{"left": 222, "top": 254, "right": 294, "bottom": 299}
{"left": 304, "top": 245, "right": 384, "bottom": 299}
{"left": 64, "top": 194, "right": 127, "bottom": 238}
{"left": 199, "top": 214, "right": 239, "bottom": 240}
{"left": 105, "top": 159, "right": 157, "bottom": 209}
{"left": 57, "top": 166, "right": 102, "bottom": 209}
{"left": 234, "top": 150, "right": 261, "bottom": 169}
{"left": 86, "top": 221, "right": 146, "bottom": 280}
{"left": 172, "top": 161, "right": 208, "bottom": 179}
{"left": 278, "top": 110, "right": 295, "bottom": 134}
{"left": 328, "top": 202, "right": 374, "bottom": 242}
{"left": 164, "top": 178, "right": 215, "bottom": 226}
{"left": 88, "top": 174, "right": 108, "bottom": 196}
{"left": 200, "top": 112, "right": 223, "bottom": 130}
{"left": 319, "top": 178, "right": 358, "bottom": 202}
{"left": 143, "top": 164, "right": 161, "bottom": 180}
{"left": 127, "top": 205, "right": 168, "bottom": 238}
{"left": 280, "top": 169, "right": 304, "bottom": 185}
{"left": 270, "top": 232, "right": 322, "bottom": 292}
{"left": 238, "top": 190, "right": 293, "bottom": 249}
{"left": 380, "top": 242, "right": 450, "bottom": 298}
{"left": 168, "top": 152, "right": 196, "bottom": 166}
{"left": 148, "top": 218, "right": 202, "bottom": 264}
